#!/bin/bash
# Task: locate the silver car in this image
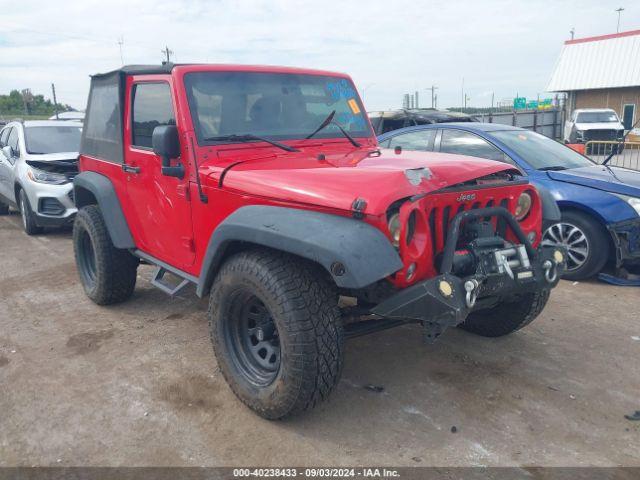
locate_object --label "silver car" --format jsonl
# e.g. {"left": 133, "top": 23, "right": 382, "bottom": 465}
{"left": 0, "top": 120, "right": 81, "bottom": 234}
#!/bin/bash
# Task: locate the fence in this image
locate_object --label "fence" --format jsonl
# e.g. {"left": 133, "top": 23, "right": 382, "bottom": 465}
{"left": 471, "top": 108, "right": 565, "bottom": 140}
{"left": 585, "top": 141, "right": 640, "bottom": 171}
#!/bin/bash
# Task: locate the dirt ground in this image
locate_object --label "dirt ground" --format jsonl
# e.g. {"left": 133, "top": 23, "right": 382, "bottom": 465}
{"left": 0, "top": 211, "right": 639, "bottom": 467}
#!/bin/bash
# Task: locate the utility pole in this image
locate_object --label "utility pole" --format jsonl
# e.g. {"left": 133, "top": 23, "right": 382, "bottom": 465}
{"left": 434, "top": 93, "right": 438, "bottom": 109}
{"left": 616, "top": 7, "right": 624, "bottom": 32}
{"left": 426, "top": 85, "right": 438, "bottom": 108}
{"left": 570, "top": 27, "right": 575, "bottom": 40}
{"left": 162, "top": 46, "right": 173, "bottom": 63}
{"left": 51, "top": 83, "right": 59, "bottom": 120}
{"left": 117, "top": 36, "right": 124, "bottom": 65}
{"left": 461, "top": 77, "right": 465, "bottom": 109}
{"left": 414, "top": 91, "right": 419, "bottom": 109}
{"left": 491, "top": 92, "right": 495, "bottom": 110}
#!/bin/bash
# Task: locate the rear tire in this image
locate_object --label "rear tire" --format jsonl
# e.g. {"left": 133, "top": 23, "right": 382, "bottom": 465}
{"left": 72, "top": 205, "right": 138, "bottom": 305}
{"left": 208, "top": 249, "right": 344, "bottom": 419}
{"left": 459, "top": 289, "right": 550, "bottom": 337}
{"left": 19, "top": 189, "right": 43, "bottom": 235}
{"left": 543, "top": 210, "right": 609, "bottom": 280}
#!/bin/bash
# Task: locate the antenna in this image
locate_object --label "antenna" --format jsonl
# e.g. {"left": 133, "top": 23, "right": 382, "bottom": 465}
{"left": 570, "top": 27, "right": 575, "bottom": 40}
{"left": 615, "top": 7, "right": 624, "bottom": 32}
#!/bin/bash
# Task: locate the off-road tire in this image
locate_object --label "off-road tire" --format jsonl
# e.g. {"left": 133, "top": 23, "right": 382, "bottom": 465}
{"left": 208, "top": 249, "right": 344, "bottom": 419}
{"left": 19, "top": 189, "right": 43, "bottom": 235}
{"left": 72, "top": 205, "right": 138, "bottom": 305}
{"left": 0, "top": 201, "right": 9, "bottom": 215}
{"left": 459, "top": 289, "right": 550, "bottom": 337}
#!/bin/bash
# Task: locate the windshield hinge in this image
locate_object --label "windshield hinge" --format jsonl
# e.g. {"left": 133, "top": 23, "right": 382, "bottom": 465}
{"left": 351, "top": 198, "right": 367, "bottom": 219}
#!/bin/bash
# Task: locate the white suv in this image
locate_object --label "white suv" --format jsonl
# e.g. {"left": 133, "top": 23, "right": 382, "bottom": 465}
{"left": 0, "top": 120, "right": 81, "bottom": 234}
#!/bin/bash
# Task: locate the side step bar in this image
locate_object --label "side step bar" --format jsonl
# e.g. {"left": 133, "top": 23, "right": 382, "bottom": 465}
{"left": 133, "top": 250, "right": 199, "bottom": 297}
{"left": 151, "top": 267, "right": 191, "bottom": 296}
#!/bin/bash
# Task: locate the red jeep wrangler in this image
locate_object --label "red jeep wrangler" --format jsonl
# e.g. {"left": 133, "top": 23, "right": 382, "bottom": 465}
{"left": 73, "top": 63, "right": 565, "bottom": 419}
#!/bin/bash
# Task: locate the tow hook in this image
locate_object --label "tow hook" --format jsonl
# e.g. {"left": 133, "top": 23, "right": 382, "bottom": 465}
{"left": 464, "top": 279, "right": 480, "bottom": 308}
{"left": 543, "top": 260, "right": 558, "bottom": 283}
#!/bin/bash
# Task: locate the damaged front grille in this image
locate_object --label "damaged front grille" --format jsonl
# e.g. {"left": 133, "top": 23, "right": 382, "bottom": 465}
{"left": 427, "top": 195, "right": 512, "bottom": 255}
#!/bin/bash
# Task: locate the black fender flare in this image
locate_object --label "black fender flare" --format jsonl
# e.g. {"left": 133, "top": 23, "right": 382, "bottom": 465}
{"left": 196, "top": 205, "right": 403, "bottom": 297}
{"left": 73, "top": 171, "right": 135, "bottom": 249}
{"left": 535, "top": 184, "right": 561, "bottom": 231}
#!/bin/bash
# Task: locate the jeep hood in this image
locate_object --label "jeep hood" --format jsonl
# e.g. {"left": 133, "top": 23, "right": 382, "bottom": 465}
{"left": 547, "top": 165, "right": 640, "bottom": 197}
{"left": 205, "top": 149, "right": 519, "bottom": 215}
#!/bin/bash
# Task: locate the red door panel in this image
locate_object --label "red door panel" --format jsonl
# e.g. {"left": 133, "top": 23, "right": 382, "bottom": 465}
{"left": 122, "top": 76, "right": 195, "bottom": 269}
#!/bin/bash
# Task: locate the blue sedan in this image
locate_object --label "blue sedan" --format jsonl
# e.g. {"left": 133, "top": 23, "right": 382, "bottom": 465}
{"left": 377, "top": 123, "right": 640, "bottom": 280}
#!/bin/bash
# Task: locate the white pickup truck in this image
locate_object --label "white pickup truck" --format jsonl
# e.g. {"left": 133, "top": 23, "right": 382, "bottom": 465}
{"left": 564, "top": 108, "right": 625, "bottom": 145}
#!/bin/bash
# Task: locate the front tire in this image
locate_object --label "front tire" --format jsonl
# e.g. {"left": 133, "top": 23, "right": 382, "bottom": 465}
{"left": 0, "top": 201, "right": 9, "bottom": 215}
{"left": 543, "top": 210, "right": 609, "bottom": 280}
{"left": 72, "top": 205, "right": 138, "bottom": 305}
{"left": 19, "top": 189, "right": 43, "bottom": 235}
{"left": 208, "top": 250, "right": 344, "bottom": 419}
{"left": 459, "top": 289, "right": 550, "bottom": 337}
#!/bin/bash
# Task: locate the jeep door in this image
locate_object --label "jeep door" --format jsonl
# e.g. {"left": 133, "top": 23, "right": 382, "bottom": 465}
{"left": 122, "top": 76, "right": 195, "bottom": 269}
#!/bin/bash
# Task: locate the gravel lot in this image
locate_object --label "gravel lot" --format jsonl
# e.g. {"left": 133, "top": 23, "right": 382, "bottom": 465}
{"left": 0, "top": 211, "right": 639, "bottom": 467}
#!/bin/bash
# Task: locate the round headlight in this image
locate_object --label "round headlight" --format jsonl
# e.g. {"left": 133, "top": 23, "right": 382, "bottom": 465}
{"left": 388, "top": 213, "right": 401, "bottom": 247}
{"left": 515, "top": 191, "right": 532, "bottom": 221}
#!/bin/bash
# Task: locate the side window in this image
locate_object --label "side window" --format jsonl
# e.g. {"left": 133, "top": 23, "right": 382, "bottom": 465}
{"left": 387, "top": 130, "right": 435, "bottom": 152}
{"left": 0, "top": 127, "right": 10, "bottom": 147}
{"left": 440, "top": 130, "right": 510, "bottom": 163}
{"left": 8, "top": 128, "right": 19, "bottom": 153}
{"left": 132, "top": 82, "right": 176, "bottom": 149}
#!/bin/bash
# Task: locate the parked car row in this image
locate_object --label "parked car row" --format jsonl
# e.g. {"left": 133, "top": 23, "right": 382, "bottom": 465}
{"left": 378, "top": 122, "right": 640, "bottom": 280}
{"left": 1, "top": 64, "right": 637, "bottom": 419}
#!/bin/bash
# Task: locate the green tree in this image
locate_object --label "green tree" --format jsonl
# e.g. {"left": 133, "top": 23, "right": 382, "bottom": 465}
{"left": 0, "top": 89, "right": 75, "bottom": 117}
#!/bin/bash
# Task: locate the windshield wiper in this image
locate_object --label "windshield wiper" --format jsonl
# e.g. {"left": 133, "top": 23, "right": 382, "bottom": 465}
{"left": 204, "top": 134, "right": 299, "bottom": 152}
{"left": 305, "top": 110, "right": 361, "bottom": 147}
{"left": 538, "top": 166, "right": 568, "bottom": 171}
{"left": 603, "top": 116, "right": 640, "bottom": 165}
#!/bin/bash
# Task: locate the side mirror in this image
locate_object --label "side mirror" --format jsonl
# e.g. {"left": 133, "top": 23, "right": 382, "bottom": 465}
{"left": 152, "top": 125, "right": 183, "bottom": 178}
{"left": 1, "top": 145, "right": 14, "bottom": 159}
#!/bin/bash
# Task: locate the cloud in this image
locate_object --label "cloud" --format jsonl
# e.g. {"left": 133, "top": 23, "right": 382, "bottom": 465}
{"left": 0, "top": 0, "right": 637, "bottom": 111}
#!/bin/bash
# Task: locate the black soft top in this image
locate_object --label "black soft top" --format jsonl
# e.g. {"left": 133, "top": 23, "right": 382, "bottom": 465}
{"left": 81, "top": 65, "right": 178, "bottom": 163}
{"left": 91, "top": 63, "right": 177, "bottom": 79}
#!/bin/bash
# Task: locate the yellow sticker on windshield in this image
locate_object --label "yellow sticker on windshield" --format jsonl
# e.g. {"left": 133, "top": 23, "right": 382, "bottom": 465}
{"left": 348, "top": 98, "right": 361, "bottom": 115}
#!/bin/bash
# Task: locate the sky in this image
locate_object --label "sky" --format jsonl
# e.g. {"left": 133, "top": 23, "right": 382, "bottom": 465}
{"left": 0, "top": 0, "right": 638, "bottom": 112}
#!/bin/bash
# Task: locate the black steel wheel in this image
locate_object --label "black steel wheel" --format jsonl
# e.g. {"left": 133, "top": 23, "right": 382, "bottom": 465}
{"left": 223, "top": 289, "right": 281, "bottom": 386}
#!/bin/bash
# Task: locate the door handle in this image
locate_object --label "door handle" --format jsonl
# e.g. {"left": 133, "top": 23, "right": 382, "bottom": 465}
{"left": 122, "top": 164, "right": 140, "bottom": 174}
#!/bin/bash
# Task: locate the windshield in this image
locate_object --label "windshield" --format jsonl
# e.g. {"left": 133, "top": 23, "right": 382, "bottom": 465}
{"left": 576, "top": 111, "right": 619, "bottom": 123}
{"left": 491, "top": 130, "right": 594, "bottom": 170}
{"left": 25, "top": 126, "right": 82, "bottom": 154}
{"left": 185, "top": 72, "right": 371, "bottom": 143}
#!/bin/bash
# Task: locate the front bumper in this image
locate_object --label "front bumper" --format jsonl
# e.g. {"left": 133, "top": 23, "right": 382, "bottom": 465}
{"left": 372, "top": 245, "right": 564, "bottom": 326}
{"left": 608, "top": 218, "right": 640, "bottom": 267}
{"left": 372, "top": 206, "right": 566, "bottom": 332}
{"left": 23, "top": 180, "right": 77, "bottom": 228}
